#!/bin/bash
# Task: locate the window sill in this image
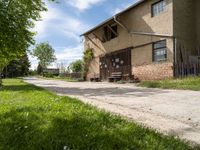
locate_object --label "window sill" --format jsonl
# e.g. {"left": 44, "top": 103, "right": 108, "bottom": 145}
{"left": 153, "top": 59, "right": 167, "bottom": 63}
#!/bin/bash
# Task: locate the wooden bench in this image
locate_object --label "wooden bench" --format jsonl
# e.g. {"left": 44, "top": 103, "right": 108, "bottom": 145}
{"left": 90, "top": 74, "right": 100, "bottom": 82}
{"left": 108, "top": 72, "right": 122, "bottom": 82}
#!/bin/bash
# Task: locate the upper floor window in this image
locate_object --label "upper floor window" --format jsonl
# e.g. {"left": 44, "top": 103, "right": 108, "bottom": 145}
{"left": 151, "top": 0, "right": 166, "bottom": 17}
{"left": 103, "top": 23, "right": 118, "bottom": 42}
{"left": 153, "top": 40, "right": 167, "bottom": 62}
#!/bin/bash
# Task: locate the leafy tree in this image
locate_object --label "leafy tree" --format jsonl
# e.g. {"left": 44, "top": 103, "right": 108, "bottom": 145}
{"left": 69, "top": 60, "right": 84, "bottom": 73}
{"left": 0, "top": 0, "right": 54, "bottom": 85}
{"left": 32, "top": 42, "right": 57, "bottom": 68}
{"left": 3, "top": 53, "right": 30, "bottom": 78}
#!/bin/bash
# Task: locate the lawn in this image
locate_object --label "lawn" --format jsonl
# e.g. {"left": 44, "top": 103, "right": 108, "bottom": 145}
{"left": 0, "top": 79, "right": 199, "bottom": 150}
{"left": 139, "top": 76, "right": 200, "bottom": 91}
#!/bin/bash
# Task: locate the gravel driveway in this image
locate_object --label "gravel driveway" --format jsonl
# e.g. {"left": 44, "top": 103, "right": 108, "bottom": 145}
{"left": 25, "top": 77, "right": 200, "bottom": 144}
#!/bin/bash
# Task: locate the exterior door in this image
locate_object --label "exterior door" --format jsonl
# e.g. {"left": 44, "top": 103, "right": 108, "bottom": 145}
{"left": 100, "top": 48, "right": 132, "bottom": 81}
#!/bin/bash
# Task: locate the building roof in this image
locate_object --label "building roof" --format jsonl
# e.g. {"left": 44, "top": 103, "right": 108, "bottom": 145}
{"left": 81, "top": 0, "right": 146, "bottom": 36}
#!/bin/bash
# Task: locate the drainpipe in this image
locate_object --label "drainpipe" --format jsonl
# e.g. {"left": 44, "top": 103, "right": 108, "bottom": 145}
{"left": 113, "top": 16, "right": 130, "bottom": 33}
{"left": 173, "top": 36, "right": 177, "bottom": 77}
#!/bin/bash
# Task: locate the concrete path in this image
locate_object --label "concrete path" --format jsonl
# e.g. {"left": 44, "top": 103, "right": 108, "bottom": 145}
{"left": 24, "top": 77, "right": 200, "bottom": 144}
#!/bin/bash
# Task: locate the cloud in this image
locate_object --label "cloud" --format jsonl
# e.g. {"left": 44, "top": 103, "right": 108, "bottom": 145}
{"left": 31, "top": 3, "right": 89, "bottom": 70}
{"left": 29, "top": 45, "right": 84, "bottom": 70}
{"left": 65, "top": 0, "right": 105, "bottom": 11}
{"left": 28, "top": 54, "right": 39, "bottom": 70}
{"left": 55, "top": 45, "right": 83, "bottom": 62}
{"left": 34, "top": 5, "right": 89, "bottom": 41}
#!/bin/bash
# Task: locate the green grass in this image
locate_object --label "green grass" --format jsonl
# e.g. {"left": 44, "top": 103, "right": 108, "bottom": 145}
{"left": 139, "top": 76, "right": 200, "bottom": 91}
{"left": 0, "top": 79, "right": 199, "bottom": 150}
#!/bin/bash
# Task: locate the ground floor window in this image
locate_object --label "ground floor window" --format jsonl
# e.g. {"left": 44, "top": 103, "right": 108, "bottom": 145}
{"left": 153, "top": 40, "right": 167, "bottom": 62}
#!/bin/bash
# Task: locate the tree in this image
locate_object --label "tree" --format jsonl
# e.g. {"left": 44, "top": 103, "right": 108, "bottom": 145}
{"left": 3, "top": 53, "right": 30, "bottom": 78}
{"left": 69, "top": 60, "right": 84, "bottom": 73}
{"left": 0, "top": 0, "right": 53, "bottom": 85}
{"left": 32, "top": 42, "right": 57, "bottom": 68}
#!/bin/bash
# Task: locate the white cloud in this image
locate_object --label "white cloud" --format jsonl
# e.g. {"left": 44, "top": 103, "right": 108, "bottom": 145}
{"left": 29, "top": 45, "right": 84, "bottom": 70}
{"left": 31, "top": 3, "right": 89, "bottom": 70}
{"left": 28, "top": 54, "right": 39, "bottom": 70}
{"left": 55, "top": 45, "right": 83, "bottom": 62}
{"left": 65, "top": 0, "right": 105, "bottom": 11}
{"left": 34, "top": 5, "right": 89, "bottom": 41}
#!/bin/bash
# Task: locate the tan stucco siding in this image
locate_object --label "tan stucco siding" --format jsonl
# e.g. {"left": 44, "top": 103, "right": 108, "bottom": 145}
{"left": 86, "top": 57, "right": 100, "bottom": 80}
{"left": 132, "top": 36, "right": 173, "bottom": 65}
{"left": 122, "top": 0, "right": 173, "bottom": 35}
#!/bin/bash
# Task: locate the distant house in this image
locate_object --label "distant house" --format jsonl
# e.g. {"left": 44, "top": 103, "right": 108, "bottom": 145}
{"left": 82, "top": 0, "right": 200, "bottom": 81}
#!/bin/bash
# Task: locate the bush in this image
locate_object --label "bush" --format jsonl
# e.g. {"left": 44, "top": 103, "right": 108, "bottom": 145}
{"left": 43, "top": 73, "right": 54, "bottom": 78}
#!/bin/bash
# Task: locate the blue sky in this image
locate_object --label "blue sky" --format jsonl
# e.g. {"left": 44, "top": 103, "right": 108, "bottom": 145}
{"left": 30, "top": 0, "right": 139, "bottom": 69}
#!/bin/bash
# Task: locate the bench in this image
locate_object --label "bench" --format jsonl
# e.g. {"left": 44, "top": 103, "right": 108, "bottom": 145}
{"left": 108, "top": 72, "right": 122, "bottom": 82}
{"left": 90, "top": 74, "right": 100, "bottom": 82}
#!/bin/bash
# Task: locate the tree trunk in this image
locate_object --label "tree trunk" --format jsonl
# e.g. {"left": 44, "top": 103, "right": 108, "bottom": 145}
{"left": 0, "top": 75, "right": 2, "bottom": 86}
{"left": 0, "top": 67, "right": 3, "bottom": 86}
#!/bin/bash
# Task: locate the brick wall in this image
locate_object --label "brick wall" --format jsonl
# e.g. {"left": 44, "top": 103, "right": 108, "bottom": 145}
{"left": 132, "top": 62, "right": 173, "bottom": 80}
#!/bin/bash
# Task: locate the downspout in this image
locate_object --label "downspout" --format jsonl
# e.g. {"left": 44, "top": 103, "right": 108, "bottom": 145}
{"left": 173, "top": 36, "right": 177, "bottom": 78}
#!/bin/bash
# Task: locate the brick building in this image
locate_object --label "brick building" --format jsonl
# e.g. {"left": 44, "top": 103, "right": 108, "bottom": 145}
{"left": 82, "top": 0, "right": 200, "bottom": 81}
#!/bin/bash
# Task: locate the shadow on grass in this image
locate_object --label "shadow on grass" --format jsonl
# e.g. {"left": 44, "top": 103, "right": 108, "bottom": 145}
{"left": 0, "top": 105, "right": 197, "bottom": 150}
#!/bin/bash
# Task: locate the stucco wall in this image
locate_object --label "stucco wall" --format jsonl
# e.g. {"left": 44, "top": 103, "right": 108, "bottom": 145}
{"left": 86, "top": 57, "right": 99, "bottom": 80}
{"left": 123, "top": 0, "right": 173, "bottom": 35}
{"left": 84, "top": 0, "right": 174, "bottom": 80}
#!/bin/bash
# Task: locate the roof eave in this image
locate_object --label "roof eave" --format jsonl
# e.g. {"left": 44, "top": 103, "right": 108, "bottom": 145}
{"left": 81, "top": 0, "right": 146, "bottom": 36}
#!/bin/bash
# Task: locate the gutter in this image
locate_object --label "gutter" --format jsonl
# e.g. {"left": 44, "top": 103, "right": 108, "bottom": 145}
{"left": 173, "top": 37, "right": 177, "bottom": 77}
{"left": 130, "top": 31, "right": 174, "bottom": 38}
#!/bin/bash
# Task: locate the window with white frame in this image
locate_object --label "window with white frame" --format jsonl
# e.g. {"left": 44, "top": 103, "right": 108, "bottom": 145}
{"left": 152, "top": 0, "right": 166, "bottom": 17}
{"left": 153, "top": 40, "right": 167, "bottom": 62}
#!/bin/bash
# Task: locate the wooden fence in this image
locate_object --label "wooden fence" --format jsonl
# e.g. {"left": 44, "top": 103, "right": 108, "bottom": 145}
{"left": 175, "top": 63, "right": 200, "bottom": 77}
{"left": 60, "top": 72, "right": 83, "bottom": 79}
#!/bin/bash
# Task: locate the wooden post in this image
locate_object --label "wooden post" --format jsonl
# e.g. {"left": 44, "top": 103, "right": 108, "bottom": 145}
{"left": 107, "top": 25, "right": 118, "bottom": 36}
{"left": 181, "top": 63, "right": 184, "bottom": 77}
{"left": 0, "top": 67, "right": 3, "bottom": 86}
{"left": 194, "top": 64, "right": 197, "bottom": 76}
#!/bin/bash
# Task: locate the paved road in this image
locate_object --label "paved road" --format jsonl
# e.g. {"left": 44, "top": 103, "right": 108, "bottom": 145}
{"left": 25, "top": 77, "right": 200, "bottom": 144}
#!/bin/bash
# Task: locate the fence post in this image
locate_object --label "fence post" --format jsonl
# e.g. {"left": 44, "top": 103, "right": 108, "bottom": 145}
{"left": 181, "top": 63, "right": 184, "bottom": 77}
{"left": 194, "top": 64, "right": 197, "bottom": 76}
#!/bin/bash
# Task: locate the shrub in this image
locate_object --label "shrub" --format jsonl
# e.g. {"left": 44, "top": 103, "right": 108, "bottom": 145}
{"left": 43, "top": 73, "right": 54, "bottom": 78}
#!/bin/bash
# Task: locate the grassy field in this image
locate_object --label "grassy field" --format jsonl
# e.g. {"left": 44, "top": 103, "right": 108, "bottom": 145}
{"left": 0, "top": 79, "right": 199, "bottom": 150}
{"left": 139, "top": 76, "right": 200, "bottom": 91}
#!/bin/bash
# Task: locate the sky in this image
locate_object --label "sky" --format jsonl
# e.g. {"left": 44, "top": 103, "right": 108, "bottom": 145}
{"left": 30, "top": 0, "right": 139, "bottom": 70}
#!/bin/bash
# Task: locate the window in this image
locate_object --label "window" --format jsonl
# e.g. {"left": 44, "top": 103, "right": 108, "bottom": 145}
{"left": 153, "top": 40, "right": 167, "bottom": 62}
{"left": 103, "top": 23, "right": 118, "bottom": 42}
{"left": 152, "top": 0, "right": 166, "bottom": 17}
